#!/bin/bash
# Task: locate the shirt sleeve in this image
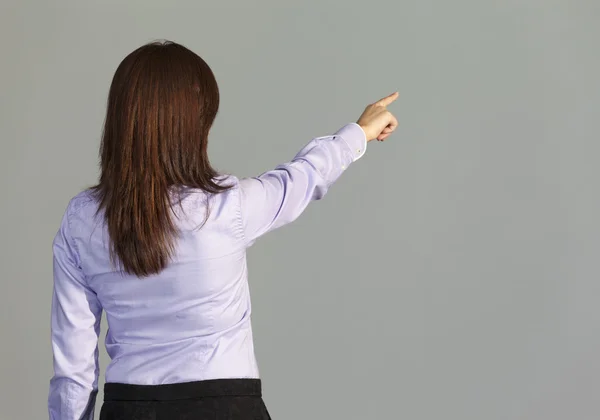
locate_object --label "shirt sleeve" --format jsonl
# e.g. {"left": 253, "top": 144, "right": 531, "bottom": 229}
{"left": 238, "top": 122, "right": 367, "bottom": 246}
{"left": 48, "top": 204, "right": 102, "bottom": 420}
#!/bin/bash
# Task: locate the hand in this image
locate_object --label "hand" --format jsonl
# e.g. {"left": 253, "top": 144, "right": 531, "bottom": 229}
{"left": 356, "top": 92, "right": 399, "bottom": 142}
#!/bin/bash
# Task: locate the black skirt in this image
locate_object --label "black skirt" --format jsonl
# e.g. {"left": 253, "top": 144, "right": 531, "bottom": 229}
{"left": 100, "top": 378, "right": 272, "bottom": 420}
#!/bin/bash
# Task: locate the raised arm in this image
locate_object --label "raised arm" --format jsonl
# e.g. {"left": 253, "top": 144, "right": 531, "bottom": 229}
{"left": 238, "top": 92, "right": 399, "bottom": 246}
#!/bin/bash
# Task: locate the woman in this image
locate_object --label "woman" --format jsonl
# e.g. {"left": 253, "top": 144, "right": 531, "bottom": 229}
{"left": 48, "top": 40, "right": 398, "bottom": 420}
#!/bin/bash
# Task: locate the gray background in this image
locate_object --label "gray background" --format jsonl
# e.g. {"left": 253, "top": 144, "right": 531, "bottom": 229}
{"left": 1, "top": 1, "right": 599, "bottom": 419}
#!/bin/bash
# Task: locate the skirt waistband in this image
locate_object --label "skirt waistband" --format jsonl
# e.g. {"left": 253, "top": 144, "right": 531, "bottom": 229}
{"left": 104, "top": 378, "right": 262, "bottom": 402}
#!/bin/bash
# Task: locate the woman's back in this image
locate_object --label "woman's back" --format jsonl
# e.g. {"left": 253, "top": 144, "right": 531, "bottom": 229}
{"left": 67, "top": 178, "right": 257, "bottom": 385}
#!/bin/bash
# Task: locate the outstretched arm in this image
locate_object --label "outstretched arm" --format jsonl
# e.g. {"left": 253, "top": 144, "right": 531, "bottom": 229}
{"left": 238, "top": 92, "right": 399, "bottom": 246}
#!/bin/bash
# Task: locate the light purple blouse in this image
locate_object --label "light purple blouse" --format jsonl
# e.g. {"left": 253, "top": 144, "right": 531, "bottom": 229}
{"left": 48, "top": 123, "right": 367, "bottom": 419}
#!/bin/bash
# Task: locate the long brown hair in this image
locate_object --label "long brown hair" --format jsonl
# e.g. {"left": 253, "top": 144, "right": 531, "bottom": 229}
{"left": 90, "top": 40, "right": 231, "bottom": 277}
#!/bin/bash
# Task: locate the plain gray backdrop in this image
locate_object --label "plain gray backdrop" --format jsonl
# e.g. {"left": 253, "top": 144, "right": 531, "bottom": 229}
{"left": 1, "top": 1, "right": 599, "bottom": 419}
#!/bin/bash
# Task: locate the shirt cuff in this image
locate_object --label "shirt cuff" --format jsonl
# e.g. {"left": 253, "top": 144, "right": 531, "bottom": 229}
{"left": 335, "top": 123, "right": 367, "bottom": 161}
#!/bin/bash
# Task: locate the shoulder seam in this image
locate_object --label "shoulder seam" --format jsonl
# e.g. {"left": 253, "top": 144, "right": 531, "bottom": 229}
{"left": 232, "top": 177, "right": 248, "bottom": 246}
{"left": 65, "top": 195, "right": 85, "bottom": 269}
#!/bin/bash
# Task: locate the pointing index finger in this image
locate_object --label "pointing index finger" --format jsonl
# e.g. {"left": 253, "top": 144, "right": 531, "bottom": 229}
{"left": 375, "top": 91, "right": 399, "bottom": 107}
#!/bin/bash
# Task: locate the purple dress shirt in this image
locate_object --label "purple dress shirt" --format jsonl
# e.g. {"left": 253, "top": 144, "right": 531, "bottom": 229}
{"left": 48, "top": 123, "right": 367, "bottom": 419}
